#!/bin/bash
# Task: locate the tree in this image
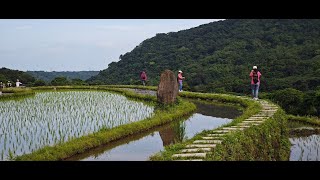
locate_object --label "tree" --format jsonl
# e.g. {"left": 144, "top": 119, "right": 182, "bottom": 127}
{"left": 51, "top": 77, "right": 69, "bottom": 86}
{"left": 271, "top": 88, "right": 304, "bottom": 115}
{"left": 71, "top": 78, "right": 87, "bottom": 86}
{"left": 34, "top": 79, "right": 46, "bottom": 86}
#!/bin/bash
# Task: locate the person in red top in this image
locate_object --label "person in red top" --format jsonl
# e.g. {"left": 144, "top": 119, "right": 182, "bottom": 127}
{"left": 249, "top": 66, "right": 262, "bottom": 100}
{"left": 140, "top": 71, "right": 147, "bottom": 86}
{"left": 177, "top": 70, "right": 185, "bottom": 92}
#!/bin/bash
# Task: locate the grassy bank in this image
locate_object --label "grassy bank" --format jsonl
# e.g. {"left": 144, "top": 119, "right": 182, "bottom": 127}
{"left": 0, "top": 87, "right": 35, "bottom": 100}
{"left": 14, "top": 86, "right": 196, "bottom": 160}
{"left": 150, "top": 92, "right": 290, "bottom": 161}
{"left": 209, "top": 109, "right": 290, "bottom": 160}
{"left": 150, "top": 92, "right": 262, "bottom": 160}
{"left": 287, "top": 115, "right": 320, "bottom": 127}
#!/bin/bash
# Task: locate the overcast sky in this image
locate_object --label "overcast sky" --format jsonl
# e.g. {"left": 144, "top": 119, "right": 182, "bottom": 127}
{"left": 0, "top": 19, "right": 224, "bottom": 71}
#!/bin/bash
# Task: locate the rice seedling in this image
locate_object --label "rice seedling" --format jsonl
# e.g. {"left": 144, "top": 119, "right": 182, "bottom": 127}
{"left": 0, "top": 91, "right": 154, "bottom": 160}
{"left": 290, "top": 134, "right": 320, "bottom": 161}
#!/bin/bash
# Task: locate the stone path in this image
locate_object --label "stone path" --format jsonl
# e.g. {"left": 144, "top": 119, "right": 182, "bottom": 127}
{"left": 171, "top": 98, "right": 278, "bottom": 161}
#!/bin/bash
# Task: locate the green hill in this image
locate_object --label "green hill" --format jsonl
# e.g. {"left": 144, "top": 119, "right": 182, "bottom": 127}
{"left": 27, "top": 71, "right": 99, "bottom": 83}
{"left": 87, "top": 19, "right": 320, "bottom": 94}
{"left": 0, "top": 67, "right": 36, "bottom": 87}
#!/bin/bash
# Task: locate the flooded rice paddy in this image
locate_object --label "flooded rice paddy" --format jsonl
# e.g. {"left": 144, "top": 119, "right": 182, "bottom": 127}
{"left": 0, "top": 91, "right": 154, "bottom": 160}
{"left": 67, "top": 100, "right": 242, "bottom": 161}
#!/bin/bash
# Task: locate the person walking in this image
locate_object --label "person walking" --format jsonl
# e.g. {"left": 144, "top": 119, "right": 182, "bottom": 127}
{"left": 140, "top": 71, "right": 147, "bottom": 86}
{"left": 0, "top": 82, "right": 3, "bottom": 95}
{"left": 177, "top": 70, "right": 185, "bottom": 92}
{"left": 249, "top": 66, "right": 262, "bottom": 100}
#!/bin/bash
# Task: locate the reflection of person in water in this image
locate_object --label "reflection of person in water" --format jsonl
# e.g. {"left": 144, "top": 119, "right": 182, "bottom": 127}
{"left": 158, "top": 121, "right": 186, "bottom": 146}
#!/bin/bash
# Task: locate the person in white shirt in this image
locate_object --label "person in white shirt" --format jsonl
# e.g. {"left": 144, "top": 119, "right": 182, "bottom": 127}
{"left": 16, "top": 79, "right": 22, "bottom": 87}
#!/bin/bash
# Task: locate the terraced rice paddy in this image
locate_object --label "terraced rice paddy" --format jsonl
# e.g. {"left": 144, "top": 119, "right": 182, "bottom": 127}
{"left": 290, "top": 134, "right": 320, "bottom": 161}
{"left": 0, "top": 91, "right": 154, "bottom": 160}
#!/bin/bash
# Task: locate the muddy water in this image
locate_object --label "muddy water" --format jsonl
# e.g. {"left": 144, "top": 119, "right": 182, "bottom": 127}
{"left": 66, "top": 100, "right": 242, "bottom": 161}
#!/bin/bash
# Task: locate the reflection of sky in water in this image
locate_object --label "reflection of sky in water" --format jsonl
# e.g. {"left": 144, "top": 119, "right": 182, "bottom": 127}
{"left": 290, "top": 134, "right": 320, "bottom": 161}
{"left": 84, "top": 132, "right": 164, "bottom": 161}
{"left": 80, "top": 113, "right": 232, "bottom": 161}
{"left": 184, "top": 113, "right": 231, "bottom": 139}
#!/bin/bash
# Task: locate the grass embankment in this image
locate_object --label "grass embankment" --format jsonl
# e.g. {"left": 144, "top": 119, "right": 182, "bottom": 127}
{"left": 0, "top": 87, "right": 35, "bottom": 100}
{"left": 99, "top": 85, "right": 158, "bottom": 91}
{"left": 14, "top": 86, "right": 196, "bottom": 160}
{"left": 287, "top": 115, "right": 320, "bottom": 127}
{"left": 209, "top": 109, "right": 290, "bottom": 160}
{"left": 287, "top": 115, "right": 320, "bottom": 136}
{"left": 150, "top": 92, "right": 290, "bottom": 161}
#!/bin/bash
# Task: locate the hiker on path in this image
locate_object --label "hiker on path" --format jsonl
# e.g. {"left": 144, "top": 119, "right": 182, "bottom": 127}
{"left": 249, "top": 66, "right": 262, "bottom": 100}
{"left": 177, "top": 70, "right": 185, "bottom": 92}
{"left": 140, "top": 71, "right": 147, "bottom": 86}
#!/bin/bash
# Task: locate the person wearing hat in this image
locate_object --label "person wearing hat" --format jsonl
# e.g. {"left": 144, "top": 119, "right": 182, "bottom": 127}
{"left": 177, "top": 70, "right": 185, "bottom": 92}
{"left": 249, "top": 66, "right": 262, "bottom": 100}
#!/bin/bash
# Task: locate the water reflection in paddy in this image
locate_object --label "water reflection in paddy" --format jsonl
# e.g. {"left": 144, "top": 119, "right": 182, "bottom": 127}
{"left": 67, "top": 100, "right": 242, "bottom": 161}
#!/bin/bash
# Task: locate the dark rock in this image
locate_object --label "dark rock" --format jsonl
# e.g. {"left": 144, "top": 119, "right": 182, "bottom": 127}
{"left": 157, "top": 70, "right": 178, "bottom": 104}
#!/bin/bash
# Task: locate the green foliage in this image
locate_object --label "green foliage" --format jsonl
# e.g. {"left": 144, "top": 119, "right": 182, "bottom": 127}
{"left": 209, "top": 110, "right": 290, "bottom": 161}
{"left": 149, "top": 91, "right": 265, "bottom": 161}
{"left": 288, "top": 115, "right": 320, "bottom": 126}
{"left": 271, "top": 88, "right": 303, "bottom": 115}
{"left": 0, "top": 67, "right": 36, "bottom": 87}
{"left": 70, "top": 78, "right": 88, "bottom": 86}
{"left": 269, "top": 88, "right": 320, "bottom": 116}
{"left": 34, "top": 79, "right": 47, "bottom": 86}
{"left": 0, "top": 88, "right": 35, "bottom": 101}
{"left": 50, "top": 77, "right": 70, "bottom": 86}
{"left": 87, "top": 19, "right": 320, "bottom": 95}
{"left": 26, "top": 71, "right": 99, "bottom": 82}
{"left": 151, "top": 106, "right": 290, "bottom": 161}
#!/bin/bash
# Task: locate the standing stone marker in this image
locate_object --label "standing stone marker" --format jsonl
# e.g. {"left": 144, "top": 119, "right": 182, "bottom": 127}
{"left": 157, "top": 70, "right": 178, "bottom": 104}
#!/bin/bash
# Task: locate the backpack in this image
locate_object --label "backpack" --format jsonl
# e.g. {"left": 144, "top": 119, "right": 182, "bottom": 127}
{"left": 252, "top": 71, "right": 259, "bottom": 84}
{"left": 140, "top": 72, "right": 146, "bottom": 80}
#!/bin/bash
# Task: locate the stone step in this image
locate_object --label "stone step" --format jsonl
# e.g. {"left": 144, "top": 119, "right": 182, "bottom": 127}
{"left": 222, "top": 127, "right": 244, "bottom": 131}
{"left": 181, "top": 148, "right": 212, "bottom": 153}
{"left": 193, "top": 140, "right": 222, "bottom": 144}
{"left": 262, "top": 105, "right": 278, "bottom": 107}
{"left": 246, "top": 118, "right": 266, "bottom": 121}
{"left": 252, "top": 115, "right": 269, "bottom": 117}
{"left": 263, "top": 108, "right": 278, "bottom": 110}
{"left": 211, "top": 130, "right": 230, "bottom": 133}
{"left": 259, "top": 112, "right": 274, "bottom": 116}
{"left": 231, "top": 125, "right": 250, "bottom": 128}
{"left": 242, "top": 120, "right": 264, "bottom": 123}
{"left": 238, "top": 123, "right": 261, "bottom": 126}
{"left": 247, "top": 116, "right": 266, "bottom": 119}
{"left": 186, "top": 144, "right": 217, "bottom": 148}
{"left": 172, "top": 153, "right": 206, "bottom": 158}
{"left": 202, "top": 136, "right": 224, "bottom": 140}
{"left": 262, "top": 110, "right": 277, "bottom": 112}
{"left": 206, "top": 134, "right": 226, "bottom": 137}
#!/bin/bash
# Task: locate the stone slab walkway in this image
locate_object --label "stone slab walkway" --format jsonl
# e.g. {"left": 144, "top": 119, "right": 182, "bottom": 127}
{"left": 172, "top": 98, "right": 278, "bottom": 161}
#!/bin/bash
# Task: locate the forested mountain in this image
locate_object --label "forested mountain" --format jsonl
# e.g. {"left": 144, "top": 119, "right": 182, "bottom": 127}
{"left": 27, "top": 71, "right": 99, "bottom": 83}
{"left": 0, "top": 67, "right": 36, "bottom": 86}
{"left": 87, "top": 19, "right": 320, "bottom": 94}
